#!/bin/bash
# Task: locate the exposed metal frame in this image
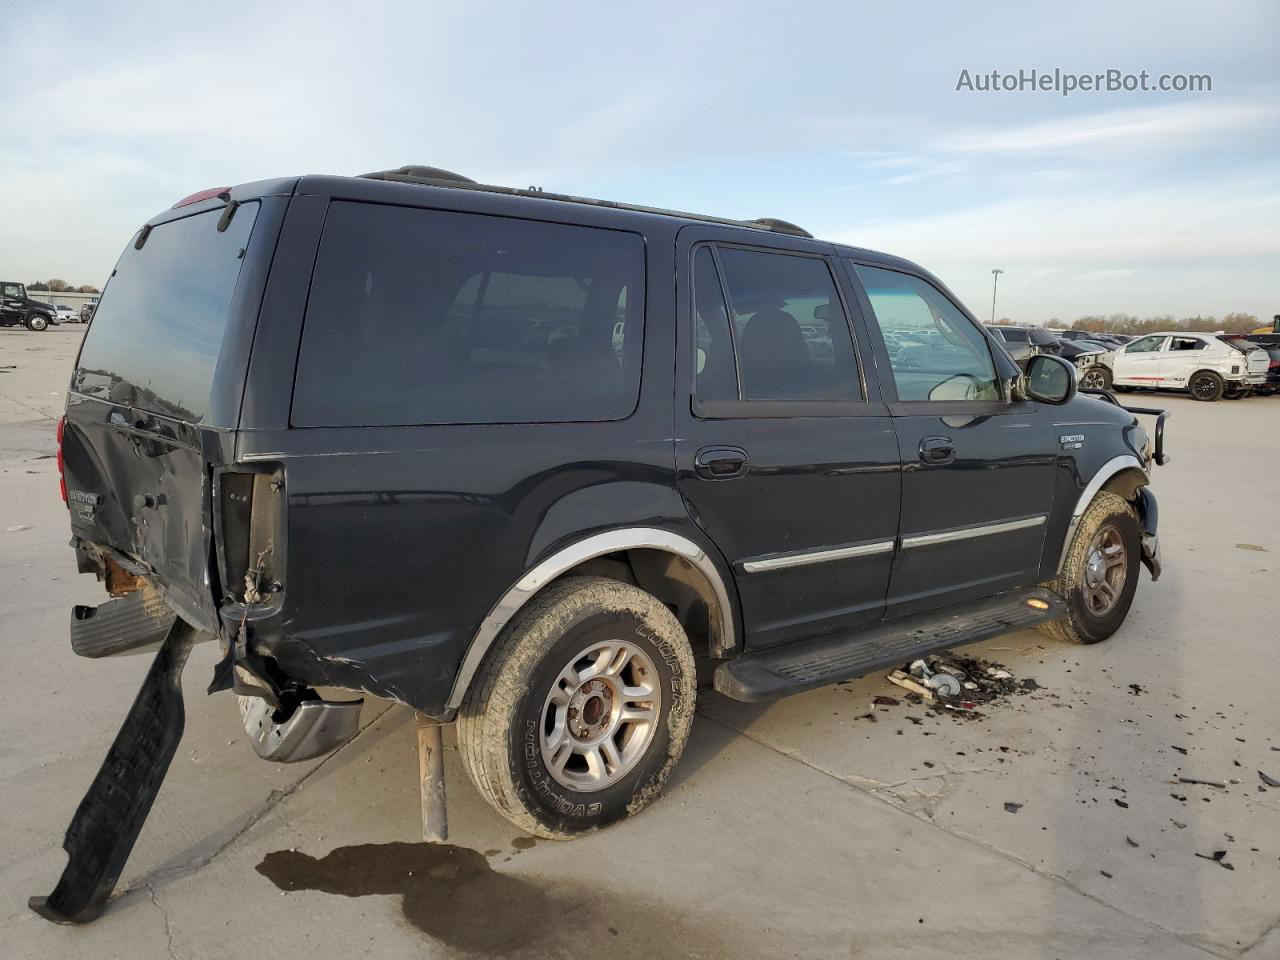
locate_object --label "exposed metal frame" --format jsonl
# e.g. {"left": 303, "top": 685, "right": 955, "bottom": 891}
{"left": 741, "top": 539, "right": 895, "bottom": 573}
{"left": 901, "top": 514, "right": 1047, "bottom": 550}
{"left": 445, "top": 528, "right": 735, "bottom": 710}
{"left": 1056, "top": 455, "right": 1147, "bottom": 571}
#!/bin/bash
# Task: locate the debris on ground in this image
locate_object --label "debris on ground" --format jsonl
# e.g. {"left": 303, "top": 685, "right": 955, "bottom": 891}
{"left": 1003, "top": 802, "right": 1022, "bottom": 813}
{"left": 1194, "top": 850, "right": 1235, "bottom": 871}
{"left": 1259, "top": 770, "right": 1280, "bottom": 788}
{"left": 1114, "top": 799, "right": 1129, "bottom": 809}
{"left": 1178, "top": 777, "right": 1227, "bottom": 789}
{"left": 882, "top": 652, "right": 1042, "bottom": 719}
{"left": 1125, "top": 837, "right": 1139, "bottom": 848}
{"left": 1171, "top": 745, "right": 1188, "bottom": 755}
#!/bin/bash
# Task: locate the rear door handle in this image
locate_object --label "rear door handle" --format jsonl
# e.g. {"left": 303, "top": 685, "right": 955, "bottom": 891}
{"left": 695, "top": 446, "right": 749, "bottom": 480}
{"left": 920, "top": 436, "right": 955, "bottom": 465}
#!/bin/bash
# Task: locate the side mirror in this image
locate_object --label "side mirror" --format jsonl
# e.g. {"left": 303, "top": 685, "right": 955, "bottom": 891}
{"left": 1024, "top": 353, "right": 1077, "bottom": 405}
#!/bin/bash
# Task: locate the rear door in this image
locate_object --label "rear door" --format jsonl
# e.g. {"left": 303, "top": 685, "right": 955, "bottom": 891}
{"left": 674, "top": 228, "right": 900, "bottom": 650}
{"left": 61, "top": 198, "right": 279, "bottom": 630}
{"left": 845, "top": 261, "right": 1057, "bottom": 617}
{"left": 1112, "top": 335, "right": 1168, "bottom": 386}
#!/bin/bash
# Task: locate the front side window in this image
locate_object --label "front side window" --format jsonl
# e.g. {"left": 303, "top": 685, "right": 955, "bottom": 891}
{"left": 292, "top": 203, "right": 644, "bottom": 427}
{"left": 853, "top": 264, "right": 1000, "bottom": 402}
{"left": 693, "top": 246, "right": 860, "bottom": 403}
{"left": 2, "top": 283, "right": 23, "bottom": 299}
{"left": 1126, "top": 335, "right": 1167, "bottom": 353}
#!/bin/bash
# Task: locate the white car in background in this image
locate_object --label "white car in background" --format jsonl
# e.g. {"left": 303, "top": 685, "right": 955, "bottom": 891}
{"left": 53, "top": 304, "right": 76, "bottom": 324}
{"left": 1079, "top": 332, "right": 1269, "bottom": 401}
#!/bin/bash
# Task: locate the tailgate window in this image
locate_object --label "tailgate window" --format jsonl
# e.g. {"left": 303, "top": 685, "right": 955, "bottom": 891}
{"left": 74, "top": 203, "right": 260, "bottom": 422}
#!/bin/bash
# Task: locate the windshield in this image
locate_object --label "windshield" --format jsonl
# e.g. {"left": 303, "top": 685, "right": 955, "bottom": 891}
{"left": 73, "top": 203, "right": 259, "bottom": 422}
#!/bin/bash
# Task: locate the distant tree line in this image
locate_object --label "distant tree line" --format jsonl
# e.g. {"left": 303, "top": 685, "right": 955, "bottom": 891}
{"left": 28, "top": 279, "right": 100, "bottom": 293}
{"left": 1067, "top": 312, "right": 1262, "bottom": 335}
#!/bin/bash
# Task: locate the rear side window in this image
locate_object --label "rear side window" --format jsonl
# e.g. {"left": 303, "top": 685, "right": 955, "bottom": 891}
{"left": 692, "top": 245, "right": 860, "bottom": 405}
{"left": 74, "top": 203, "right": 260, "bottom": 422}
{"left": 292, "top": 203, "right": 644, "bottom": 427}
{"left": 1169, "top": 337, "right": 1206, "bottom": 351}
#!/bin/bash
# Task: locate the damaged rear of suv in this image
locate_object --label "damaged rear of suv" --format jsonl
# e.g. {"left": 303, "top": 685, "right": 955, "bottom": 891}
{"left": 36, "top": 168, "right": 1168, "bottom": 924}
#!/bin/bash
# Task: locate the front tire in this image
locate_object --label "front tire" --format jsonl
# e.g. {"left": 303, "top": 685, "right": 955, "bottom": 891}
{"left": 458, "top": 576, "right": 696, "bottom": 838}
{"left": 1079, "top": 366, "right": 1111, "bottom": 391}
{"left": 1040, "top": 491, "right": 1141, "bottom": 645}
{"left": 26, "top": 314, "right": 49, "bottom": 331}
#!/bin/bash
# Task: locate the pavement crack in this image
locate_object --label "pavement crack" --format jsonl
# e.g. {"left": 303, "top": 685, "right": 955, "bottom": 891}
{"left": 147, "top": 884, "right": 178, "bottom": 960}
{"left": 703, "top": 712, "right": 1230, "bottom": 960}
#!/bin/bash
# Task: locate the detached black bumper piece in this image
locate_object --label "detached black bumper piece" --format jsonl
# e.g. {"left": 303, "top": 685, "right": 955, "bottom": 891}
{"left": 30, "top": 620, "right": 196, "bottom": 924}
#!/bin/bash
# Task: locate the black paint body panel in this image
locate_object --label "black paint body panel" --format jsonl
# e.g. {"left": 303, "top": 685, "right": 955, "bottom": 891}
{"left": 63, "top": 172, "right": 1156, "bottom": 717}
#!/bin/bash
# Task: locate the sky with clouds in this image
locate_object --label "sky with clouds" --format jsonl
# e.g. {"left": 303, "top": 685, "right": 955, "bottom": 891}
{"left": 2, "top": 0, "right": 1276, "bottom": 325}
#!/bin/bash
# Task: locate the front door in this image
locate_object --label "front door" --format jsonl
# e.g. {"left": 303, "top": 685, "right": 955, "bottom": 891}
{"left": 846, "top": 261, "right": 1058, "bottom": 617}
{"left": 1113, "top": 334, "right": 1169, "bottom": 387}
{"left": 0, "top": 282, "right": 26, "bottom": 325}
{"left": 674, "top": 229, "right": 901, "bottom": 650}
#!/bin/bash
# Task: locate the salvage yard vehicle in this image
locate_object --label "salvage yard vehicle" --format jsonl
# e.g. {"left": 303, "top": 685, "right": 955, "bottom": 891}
{"left": 0, "top": 281, "right": 58, "bottom": 330}
{"left": 1079, "top": 331, "right": 1269, "bottom": 400}
{"left": 33, "top": 166, "right": 1169, "bottom": 924}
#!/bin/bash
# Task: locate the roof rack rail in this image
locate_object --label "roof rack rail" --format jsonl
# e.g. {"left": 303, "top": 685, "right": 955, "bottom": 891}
{"left": 355, "top": 165, "right": 812, "bottom": 239}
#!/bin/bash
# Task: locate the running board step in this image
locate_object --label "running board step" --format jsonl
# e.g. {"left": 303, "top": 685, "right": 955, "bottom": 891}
{"left": 70, "top": 587, "right": 176, "bottom": 659}
{"left": 714, "top": 587, "right": 1065, "bottom": 702}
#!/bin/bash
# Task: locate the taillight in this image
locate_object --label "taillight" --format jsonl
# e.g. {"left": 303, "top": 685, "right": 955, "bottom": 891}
{"left": 56, "top": 416, "right": 67, "bottom": 505}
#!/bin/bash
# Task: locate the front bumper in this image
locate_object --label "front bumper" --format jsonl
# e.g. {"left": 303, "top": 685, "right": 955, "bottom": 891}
{"left": 1135, "top": 486, "right": 1161, "bottom": 581}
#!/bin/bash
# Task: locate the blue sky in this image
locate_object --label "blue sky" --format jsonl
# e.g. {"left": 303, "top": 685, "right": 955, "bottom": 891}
{"left": 2, "top": 0, "right": 1276, "bottom": 324}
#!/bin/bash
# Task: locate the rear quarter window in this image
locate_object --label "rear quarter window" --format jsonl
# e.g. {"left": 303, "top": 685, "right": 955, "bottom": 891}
{"left": 291, "top": 202, "right": 645, "bottom": 427}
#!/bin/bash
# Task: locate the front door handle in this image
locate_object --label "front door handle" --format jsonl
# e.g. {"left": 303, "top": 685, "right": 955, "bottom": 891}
{"left": 695, "top": 446, "right": 749, "bottom": 480}
{"left": 920, "top": 436, "right": 955, "bottom": 465}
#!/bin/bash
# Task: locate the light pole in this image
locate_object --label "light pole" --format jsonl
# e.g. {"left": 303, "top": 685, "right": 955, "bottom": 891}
{"left": 990, "top": 268, "right": 1004, "bottom": 324}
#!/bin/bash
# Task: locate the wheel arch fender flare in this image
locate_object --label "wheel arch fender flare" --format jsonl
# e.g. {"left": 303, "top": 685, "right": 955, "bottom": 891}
{"left": 1055, "top": 455, "right": 1149, "bottom": 574}
{"left": 445, "top": 527, "right": 737, "bottom": 711}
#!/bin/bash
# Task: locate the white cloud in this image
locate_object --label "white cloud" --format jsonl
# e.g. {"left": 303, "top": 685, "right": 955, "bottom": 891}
{"left": 935, "top": 101, "right": 1277, "bottom": 156}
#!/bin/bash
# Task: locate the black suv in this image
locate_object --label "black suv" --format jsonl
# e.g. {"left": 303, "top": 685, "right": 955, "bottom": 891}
{"left": 34, "top": 167, "right": 1168, "bottom": 924}
{"left": 0, "top": 281, "right": 58, "bottom": 330}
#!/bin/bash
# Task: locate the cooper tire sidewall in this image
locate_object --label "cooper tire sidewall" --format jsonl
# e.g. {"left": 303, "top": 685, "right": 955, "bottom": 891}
{"left": 506, "top": 607, "right": 693, "bottom": 836}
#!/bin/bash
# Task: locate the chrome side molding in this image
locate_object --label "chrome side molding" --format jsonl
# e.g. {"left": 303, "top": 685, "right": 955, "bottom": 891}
{"left": 901, "top": 514, "right": 1046, "bottom": 550}
{"left": 741, "top": 539, "right": 895, "bottom": 573}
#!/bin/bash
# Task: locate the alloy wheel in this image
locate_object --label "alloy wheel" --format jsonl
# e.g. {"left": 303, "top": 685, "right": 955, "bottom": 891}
{"left": 1082, "top": 524, "right": 1127, "bottom": 616}
{"left": 539, "top": 639, "right": 661, "bottom": 792}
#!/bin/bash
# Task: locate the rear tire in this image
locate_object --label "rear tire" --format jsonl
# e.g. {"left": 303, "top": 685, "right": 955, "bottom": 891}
{"left": 1079, "top": 366, "right": 1111, "bottom": 391}
{"left": 1189, "top": 370, "right": 1223, "bottom": 401}
{"left": 458, "top": 576, "right": 696, "bottom": 839}
{"left": 1039, "top": 492, "right": 1141, "bottom": 645}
